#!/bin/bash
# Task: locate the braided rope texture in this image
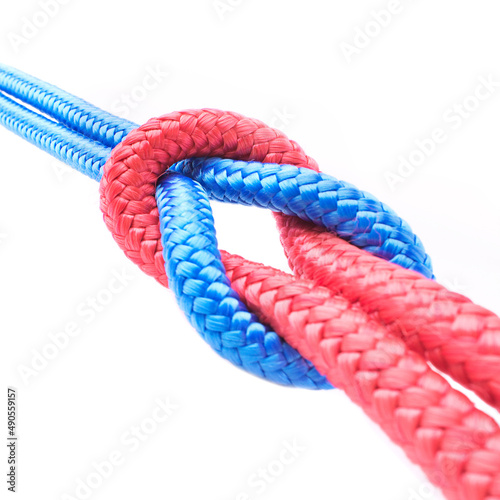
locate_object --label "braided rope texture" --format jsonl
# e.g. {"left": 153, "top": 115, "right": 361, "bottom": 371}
{"left": 172, "top": 155, "right": 500, "bottom": 412}
{"left": 155, "top": 165, "right": 500, "bottom": 500}
{"left": 0, "top": 91, "right": 110, "bottom": 180}
{"left": 0, "top": 64, "right": 443, "bottom": 390}
{"left": 100, "top": 108, "right": 500, "bottom": 499}
{"left": 221, "top": 251, "right": 500, "bottom": 500}
{"left": 170, "top": 157, "right": 433, "bottom": 278}
{"left": 3, "top": 65, "right": 500, "bottom": 499}
{"left": 0, "top": 64, "right": 136, "bottom": 148}
{"left": 99, "top": 108, "right": 430, "bottom": 389}
{"left": 100, "top": 108, "right": 334, "bottom": 389}
{"left": 277, "top": 214, "right": 500, "bottom": 410}
{"left": 156, "top": 172, "right": 329, "bottom": 388}
{"left": 99, "top": 108, "right": 435, "bottom": 287}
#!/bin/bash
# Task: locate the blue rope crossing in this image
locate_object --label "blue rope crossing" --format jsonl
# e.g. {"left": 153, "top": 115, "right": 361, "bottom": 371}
{"left": 156, "top": 172, "right": 330, "bottom": 388}
{"left": 0, "top": 65, "right": 433, "bottom": 276}
{"left": 170, "top": 158, "right": 433, "bottom": 278}
{"left": 0, "top": 63, "right": 435, "bottom": 387}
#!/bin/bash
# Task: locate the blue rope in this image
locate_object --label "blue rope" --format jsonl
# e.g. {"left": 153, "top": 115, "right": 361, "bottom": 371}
{"left": 0, "top": 64, "right": 136, "bottom": 148}
{"left": 0, "top": 63, "right": 435, "bottom": 387}
{"left": 0, "top": 66, "right": 433, "bottom": 275}
{"left": 156, "top": 172, "right": 330, "bottom": 389}
{"left": 170, "top": 157, "right": 433, "bottom": 278}
{"left": 0, "top": 91, "right": 110, "bottom": 180}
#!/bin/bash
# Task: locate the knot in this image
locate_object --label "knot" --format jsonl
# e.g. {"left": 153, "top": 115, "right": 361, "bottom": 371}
{"left": 154, "top": 168, "right": 500, "bottom": 500}
{"left": 99, "top": 108, "right": 433, "bottom": 388}
{"left": 170, "top": 157, "right": 433, "bottom": 277}
{"left": 99, "top": 108, "right": 318, "bottom": 288}
{"left": 4, "top": 61, "right": 500, "bottom": 500}
{"left": 156, "top": 172, "right": 329, "bottom": 388}
{"left": 99, "top": 108, "right": 329, "bottom": 389}
{"left": 99, "top": 108, "right": 500, "bottom": 500}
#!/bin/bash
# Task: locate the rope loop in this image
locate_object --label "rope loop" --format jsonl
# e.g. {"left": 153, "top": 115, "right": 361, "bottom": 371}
{"left": 3, "top": 63, "right": 500, "bottom": 498}
{"left": 99, "top": 108, "right": 330, "bottom": 389}
{"left": 153, "top": 165, "right": 500, "bottom": 500}
{"left": 99, "top": 108, "right": 500, "bottom": 498}
{"left": 99, "top": 108, "right": 433, "bottom": 388}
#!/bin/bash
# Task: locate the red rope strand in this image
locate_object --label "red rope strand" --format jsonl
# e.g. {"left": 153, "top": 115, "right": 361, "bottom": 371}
{"left": 276, "top": 214, "right": 500, "bottom": 411}
{"left": 100, "top": 108, "right": 500, "bottom": 499}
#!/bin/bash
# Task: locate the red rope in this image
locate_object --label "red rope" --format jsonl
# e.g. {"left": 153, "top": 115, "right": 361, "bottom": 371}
{"left": 276, "top": 214, "right": 500, "bottom": 411}
{"left": 99, "top": 108, "right": 318, "bottom": 287}
{"left": 100, "top": 108, "right": 500, "bottom": 500}
{"left": 222, "top": 250, "right": 500, "bottom": 500}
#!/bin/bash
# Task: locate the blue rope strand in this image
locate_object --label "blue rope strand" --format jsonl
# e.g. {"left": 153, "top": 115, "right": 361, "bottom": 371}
{"left": 170, "top": 158, "right": 433, "bottom": 278}
{"left": 0, "top": 92, "right": 110, "bottom": 180}
{"left": 0, "top": 64, "right": 436, "bottom": 387}
{"left": 0, "top": 68, "right": 434, "bottom": 277}
{"left": 156, "top": 171, "right": 331, "bottom": 389}
{"left": 0, "top": 64, "right": 136, "bottom": 149}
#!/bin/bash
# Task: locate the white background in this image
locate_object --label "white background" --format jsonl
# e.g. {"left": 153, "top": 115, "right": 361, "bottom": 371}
{"left": 1, "top": 1, "right": 500, "bottom": 499}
